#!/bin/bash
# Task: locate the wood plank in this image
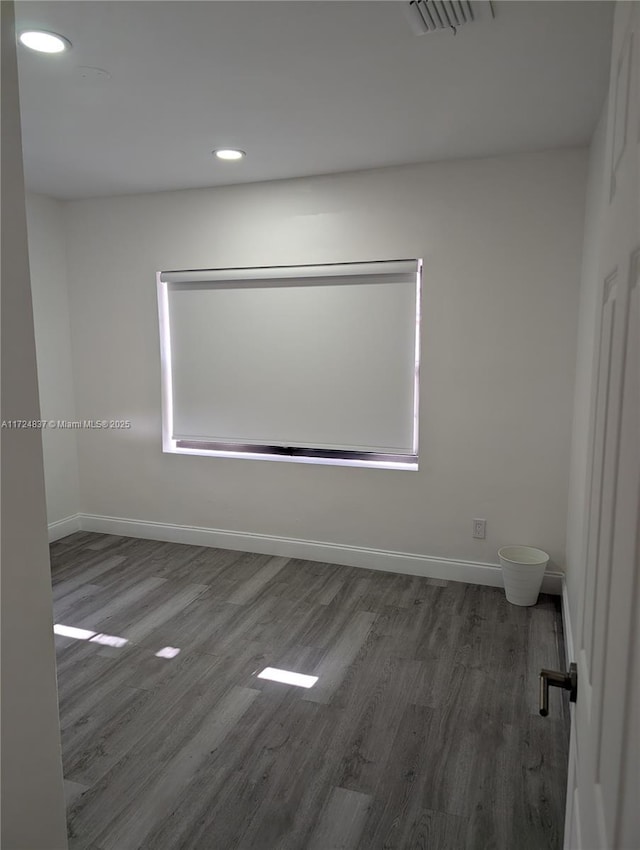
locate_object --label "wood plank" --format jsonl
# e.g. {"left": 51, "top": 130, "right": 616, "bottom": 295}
{"left": 53, "top": 583, "right": 104, "bottom": 619}
{"left": 388, "top": 808, "right": 467, "bottom": 850}
{"left": 91, "top": 687, "right": 259, "bottom": 850}
{"left": 356, "top": 702, "right": 435, "bottom": 847}
{"left": 304, "top": 611, "right": 377, "bottom": 705}
{"left": 67, "top": 665, "right": 231, "bottom": 844}
{"left": 52, "top": 554, "right": 127, "bottom": 588}
{"left": 63, "top": 653, "right": 223, "bottom": 787}
{"left": 227, "top": 556, "right": 290, "bottom": 605}
{"left": 85, "top": 534, "right": 123, "bottom": 551}
{"left": 307, "top": 787, "right": 372, "bottom": 850}
{"left": 75, "top": 575, "right": 167, "bottom": 632}
{"left": 114, "top": 582, "right": 208, "bottom": 644}
{"left": 317, "top": 575, "right": 344, "bottom": 606}
{"left": 333, "top": 644, "right": 423, "bottom": 793}
{"left": 64, "top": 779, "right": 89, "bottom": 808}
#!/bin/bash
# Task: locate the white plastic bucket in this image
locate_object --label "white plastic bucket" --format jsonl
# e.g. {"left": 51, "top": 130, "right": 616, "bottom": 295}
{"left": 498, "top": 546, "right": 549, "bottom": 607}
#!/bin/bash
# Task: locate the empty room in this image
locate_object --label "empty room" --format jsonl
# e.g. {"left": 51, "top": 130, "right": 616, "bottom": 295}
{"left": 1, "top": 1, "right": 638, "bottom": 849}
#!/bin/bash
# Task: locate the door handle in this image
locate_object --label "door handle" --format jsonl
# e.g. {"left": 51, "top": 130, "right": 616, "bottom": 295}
{"left": 539, "top": 662, "right": 577, "bottom": 716}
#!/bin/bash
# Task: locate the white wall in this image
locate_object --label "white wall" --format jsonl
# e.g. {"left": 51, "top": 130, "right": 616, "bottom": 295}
{"left": 62, "top": 149, "right": 586, "bottom": 569}
{"left": 26, "top": 193, "right": 80, "bottom": 527}
{"left": 0, "top": 3, "right": 68, "bottom": 848}
{"left": 565, "top": 105, "right": 608, "bottom": 627}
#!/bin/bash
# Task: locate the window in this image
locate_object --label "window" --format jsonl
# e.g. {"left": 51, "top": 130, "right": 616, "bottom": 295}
{"left": 157, "top": 259, "right": 422, "bottom": 469}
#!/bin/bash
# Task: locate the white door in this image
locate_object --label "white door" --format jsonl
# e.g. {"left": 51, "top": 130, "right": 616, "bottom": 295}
{"left": 564, "top": 3, "right": 640, "bottom": 849}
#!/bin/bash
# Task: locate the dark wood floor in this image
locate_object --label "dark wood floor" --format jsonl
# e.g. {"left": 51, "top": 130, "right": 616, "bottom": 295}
{"left": 51, "top": 532, "right": 569, "bottom": 850}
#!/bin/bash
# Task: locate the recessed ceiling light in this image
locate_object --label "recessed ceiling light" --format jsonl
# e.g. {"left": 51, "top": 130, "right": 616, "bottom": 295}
{"left": 19, "top": 30, "right": 71, "bottom": 54}
{"left": 213, "top": 149, "right": 245, "bottom": 161}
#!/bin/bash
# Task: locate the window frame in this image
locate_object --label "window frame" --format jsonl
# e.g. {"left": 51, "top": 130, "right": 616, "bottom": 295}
{"left": 157, "top": 259, "right": 422, "bottom": 470}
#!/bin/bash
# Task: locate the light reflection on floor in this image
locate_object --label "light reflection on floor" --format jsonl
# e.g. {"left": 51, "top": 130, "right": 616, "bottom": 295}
{"left": 257, "top": 666, "right": 318, "bottom": 688}
{"left": 53, "top": 623, "right": 128, "bottom": 648}
{"left": 53, "top": 624, "right": 181, "bottom": 658}
{"left": 155, "top": 646, "right": 181, "bottom": 659}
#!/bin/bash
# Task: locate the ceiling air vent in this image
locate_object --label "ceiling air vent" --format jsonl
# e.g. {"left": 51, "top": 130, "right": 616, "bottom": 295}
{"left": 405, "top": 1, "right": 495, "bottom": 36}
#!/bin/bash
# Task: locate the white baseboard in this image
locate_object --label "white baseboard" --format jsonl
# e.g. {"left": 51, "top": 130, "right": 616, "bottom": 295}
{"left": 561, "top": 576, "right": 575, "bottom": 665}
{"left": 48, "top": 513, "right": 82, "bottom": 542}
{"left": 77, "top": 513, "right": 563, "bottom": 594}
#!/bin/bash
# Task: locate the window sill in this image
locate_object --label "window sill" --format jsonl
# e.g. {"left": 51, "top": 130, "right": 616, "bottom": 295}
{"left": 164, "top": 440, "right": 419, "bottom": 471}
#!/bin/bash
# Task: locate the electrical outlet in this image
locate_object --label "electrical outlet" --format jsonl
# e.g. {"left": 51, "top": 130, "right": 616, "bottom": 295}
{"left": 472, "top": 518, "right": 486, "bottom": 539}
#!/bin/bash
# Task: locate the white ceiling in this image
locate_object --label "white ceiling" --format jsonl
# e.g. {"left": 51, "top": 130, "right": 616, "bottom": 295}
{"left": 15, "top": 1, "right": 613, "bottom": 200}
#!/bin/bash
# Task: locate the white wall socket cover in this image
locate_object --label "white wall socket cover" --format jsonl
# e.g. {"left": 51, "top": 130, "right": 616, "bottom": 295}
{"left": 473, "top": 518, "right": 486, "bottom": 539}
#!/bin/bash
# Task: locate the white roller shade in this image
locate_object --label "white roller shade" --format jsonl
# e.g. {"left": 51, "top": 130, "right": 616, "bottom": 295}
{"left": 160, "top": 260, "right": 417, "bottom": 286}
{"left": 158, "top": 260, "right": 421, "bottom": 459}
